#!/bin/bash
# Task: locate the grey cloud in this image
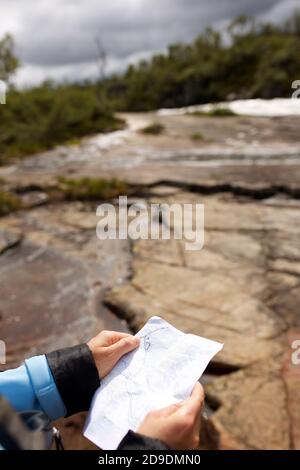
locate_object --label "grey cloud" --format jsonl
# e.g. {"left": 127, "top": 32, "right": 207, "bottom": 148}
{"left": 15, "top": 0, "right": 282, "bottom": 66}
{"left": 0, "top": 0, "right": 296, "bottom": 85}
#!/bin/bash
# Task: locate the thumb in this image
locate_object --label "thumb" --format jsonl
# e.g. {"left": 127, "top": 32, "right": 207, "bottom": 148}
{"left": 177, "top": 382, "right": 204, "bottom": 418}
{"left": 108, "top": 335, "right": 140, "bottom": 360}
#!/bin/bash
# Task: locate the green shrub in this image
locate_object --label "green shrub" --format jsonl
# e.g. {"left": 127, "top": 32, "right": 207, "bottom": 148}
{"left": 0, "top": 84, "right": 124, "bottom": 165}
{"left": 209, "top": 107, "right": 236, "bottom": 117}
{"left": 191, "top": 132, "right": 204, "bottom": 141}
{"left": 141, "top": 123, "right": 165, "bottom": 135}
{"left": 104, "top": 11, "right": 300, "bottom": 111}
{"left": 0, "top": 191, "right": 21, "bottom": 216}
{"left": 190, "top": 108, "right": 236, "bottom": 117}
{"left": 58, "top": 176, "right": 129, "bottom": 201}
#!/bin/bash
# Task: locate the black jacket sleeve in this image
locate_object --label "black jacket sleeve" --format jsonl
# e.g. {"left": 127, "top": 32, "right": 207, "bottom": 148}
{"left": 117, "top": 430, "right": 169, "bottom": 450}
{"left": 46, "top": 344, "right": 168, "bottom": 450}
{"left": 46, "top": 343, "right": 100, "bottom": 417}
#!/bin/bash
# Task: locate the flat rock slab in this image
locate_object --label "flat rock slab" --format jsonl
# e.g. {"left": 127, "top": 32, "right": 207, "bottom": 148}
{"left": 19, "top": 191, "right": 49, "bottom": 208}
{"left": 0, "top": 228, "right": 22, "bottom": 255}
{"left": 104, "top": 192, "right": 300, "bottom": 449}
{"left": 0, "top": 240, "right": 99, "bottom": 364}
{"left": 2, "top": 114, "right": 300, "bottom": 193}
{"left": 0, "top": 204, "right": 131, "bottom": 367}
{"left": 0, "top": 204, "right": 132, "bottom": 450}
{"left": 205, "top": 344, "right": 300, "bottom": 450}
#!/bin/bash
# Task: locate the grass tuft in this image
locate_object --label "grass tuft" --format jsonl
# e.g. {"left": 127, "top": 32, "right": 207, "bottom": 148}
{"left": 191, "top": 132, "right": 204, "bottom": 141}
{"left": 141, "top": 123, "right": 165, "bottom": 135}
{"left": 58, "top": 176, "right": 130, "bottom": 201}
{"left": 0, "top": 191, "right": 21, "bottom": 216}
{"left": 191, "top": 107, "right": 236, "bottom": 118}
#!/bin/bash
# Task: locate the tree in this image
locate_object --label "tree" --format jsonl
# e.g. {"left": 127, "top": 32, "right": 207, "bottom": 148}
{"left": 283, "top": 9, "right": 300, "bottom": 35}
{"left": 94, "top": 36, "right": 107, "bottom": 81}
{"left": 227, "top": 15, "right": 256, "bottom": 39}
{"left": 0, "top": 34, "right": 19, "bottom": 82}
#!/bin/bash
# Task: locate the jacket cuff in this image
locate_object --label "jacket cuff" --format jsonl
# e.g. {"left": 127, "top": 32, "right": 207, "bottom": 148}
{"left": 117, "top": 430, "right": 169, "bottom": 450}
{"left": 46, "top": 344, "right": 100, "bottom": 417}
{"left": 24, "top": 355, "right": 66, "bottom": 420}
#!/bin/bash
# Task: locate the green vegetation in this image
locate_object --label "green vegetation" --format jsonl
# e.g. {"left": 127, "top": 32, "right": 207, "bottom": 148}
{"left": 190, "top": 132, "right": 204, "bottom": 141}
{"left": 189, "top": 108, "right": 237, "bottom": 117}
{"left": 0, "top": 35, "right": 124, "bottom": 165}
{"left": 58, "top": 176, "right": 129, "bottom": 201}
{"left": 0, "top": 177, "right": 131, "bottom": 216}
{"left": 190, "top": 107, "right": 236, "bottom": 117}
{"left": 0, "top": 34, "right": 19, "bottom": 82}
{"left": 104, "top": 11, "right": 300, "bottom": 111}
{"left": 0, "top": 11, "right": 300, "bottom": 165}
{"left": 0, "top": 191, "right": 21, "bottom": 216}
{"left": 208, "top": 108, "right": 236, "bottom": 117}
{"left": 0, "top": 84, "right": 124, "bottom": 165}
{"left": 141, "top": 123, "right": 165, "bottom": 135}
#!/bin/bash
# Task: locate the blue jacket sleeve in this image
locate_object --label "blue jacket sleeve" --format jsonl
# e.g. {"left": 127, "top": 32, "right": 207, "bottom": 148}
{"left": 0, "top": 355, "right": 66, "bottom": 421}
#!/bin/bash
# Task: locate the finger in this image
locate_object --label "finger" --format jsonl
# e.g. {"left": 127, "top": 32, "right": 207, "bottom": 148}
{"left": 194, "top": 404, "right": 202, "bottom": 435}
{"left": 159, "top": 402, "right": 183, "bottom": 417}
{"left": 177, "top": 382, "right": 204, "bottom": 417}
{"left": 106, "top": 331, "right": 133, "bottom": 345}
{"left": 188, "top": 382, "right": 205, "bottom": 411}
{"left": 108, "top": 335, "right": 140, "bottom": 359}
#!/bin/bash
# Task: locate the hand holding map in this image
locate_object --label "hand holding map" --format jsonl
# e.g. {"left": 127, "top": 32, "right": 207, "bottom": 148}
{"left": 84, "top": 316, "right": 223, "bottom": 449}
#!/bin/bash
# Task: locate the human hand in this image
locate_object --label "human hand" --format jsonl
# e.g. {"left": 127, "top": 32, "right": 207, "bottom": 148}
{"left": 87, "top": 330, "right": 140, "bottom": 379}
{"left": 137, "top": 382, "right": 204, "bottom": 449}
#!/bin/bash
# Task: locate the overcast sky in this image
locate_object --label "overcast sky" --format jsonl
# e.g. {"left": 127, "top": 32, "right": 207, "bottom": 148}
{"left": 0, "top": 0, "right": 298, "bottom": 87}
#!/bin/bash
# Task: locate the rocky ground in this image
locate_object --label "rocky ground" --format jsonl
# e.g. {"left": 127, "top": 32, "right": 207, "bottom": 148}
{"left": 0, "top": 110, "right": 300, "bottom": 449}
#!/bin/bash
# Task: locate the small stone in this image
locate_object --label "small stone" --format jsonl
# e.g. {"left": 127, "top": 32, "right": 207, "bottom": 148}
{"left": 0, "top": 228, "right": 22, "bottom": 254}
{"left": 20, "top": 191, "right": 49, "bottom": 208}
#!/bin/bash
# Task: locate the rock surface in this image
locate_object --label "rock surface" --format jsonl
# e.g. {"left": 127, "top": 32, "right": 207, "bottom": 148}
{"left": 105, "top": 192, "right": 300, "bottom": 449}
{"left": 0, "top": 228, "right": 22, "bottom": 254}
{"left": 0, "top": 204, "right": 130, "bottom": 449}
{"left": 1, "top": 112, "right": 300, "bottom": 449}
{"left": 0, "top": 204, "right": 131, "bottom": 366}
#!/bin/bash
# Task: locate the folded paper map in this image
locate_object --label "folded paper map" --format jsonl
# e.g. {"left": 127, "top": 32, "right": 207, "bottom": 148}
{"left": 84, "top": 316, "right": 223, "bottom": 449}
